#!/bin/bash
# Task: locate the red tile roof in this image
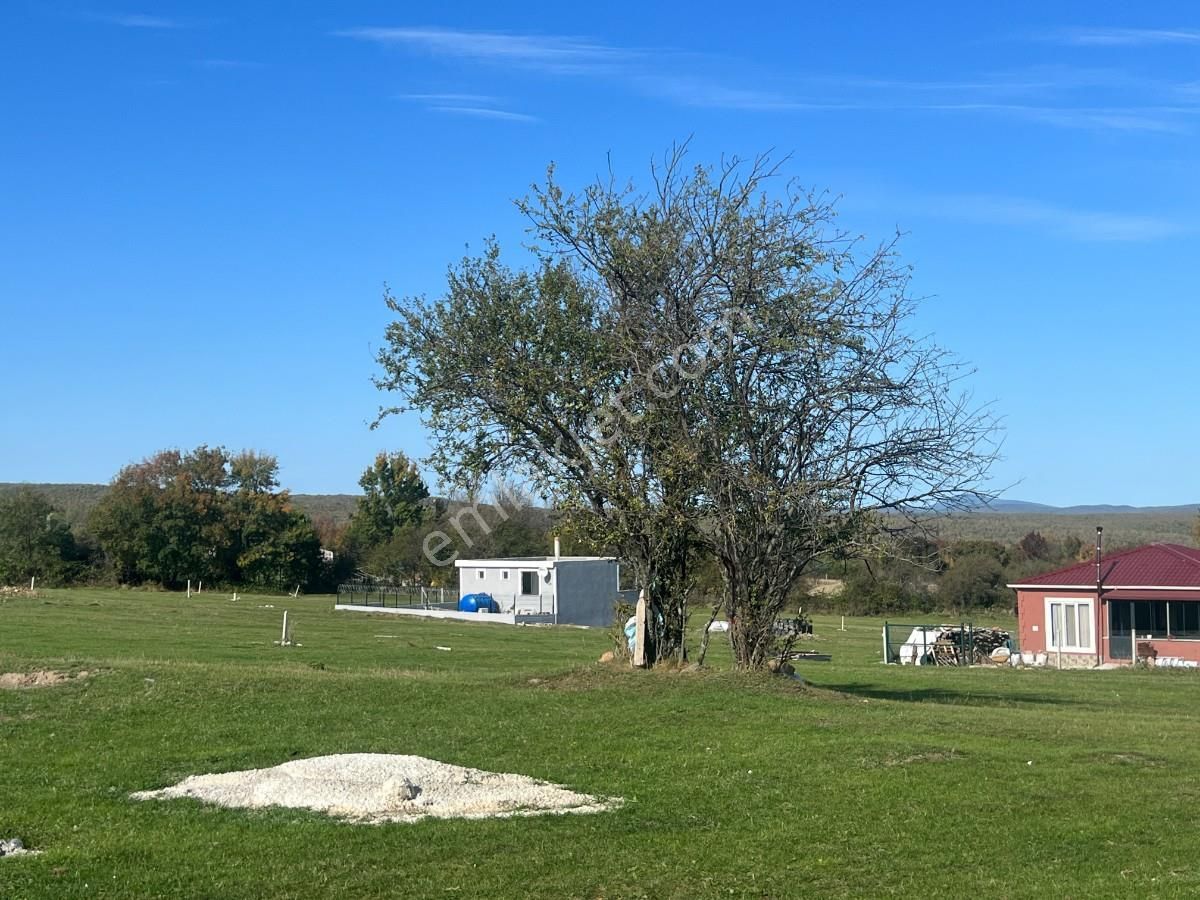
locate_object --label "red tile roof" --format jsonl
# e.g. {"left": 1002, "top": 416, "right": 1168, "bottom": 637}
{"left": 1013, "top": 543, "right": 1200, "bottom": 589}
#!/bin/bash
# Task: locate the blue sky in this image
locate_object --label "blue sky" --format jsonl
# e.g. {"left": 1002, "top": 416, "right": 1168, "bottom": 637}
{"left": 2, "top": 1, "right": 1198, "bottom": 506}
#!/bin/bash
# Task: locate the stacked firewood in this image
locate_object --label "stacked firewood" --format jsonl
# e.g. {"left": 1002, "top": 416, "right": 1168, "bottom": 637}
{"left": 772, "top": 615, "right": 813, "bottom": 637}
{"left": 932, "top": 626, "right": 1011, "bottom": 665}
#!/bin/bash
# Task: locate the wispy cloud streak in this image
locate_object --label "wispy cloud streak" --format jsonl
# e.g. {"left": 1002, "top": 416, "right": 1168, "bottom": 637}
{"left": 342, "top": 25, "right": 1200, "bottom": 133}
{"left": 1055, "top": 27, "right": 1200, "bottom": 46}
{"left": 197, "top": 59, "right": 261, "bottom": 69}
{"left": 338, "top": 27, "right": 636, "bottom": 74}
{"left": 398, "top": 92, "right": 499, "bottom": 104}
{"left": 921, "top": 195, "right": 1182, "bottom": 242}
{"left": 397, "top": 91, "right": 537, "bottom": 123}
{"left": 95, "top": 13, "right": 180, "bottom": 29}
{"left": 430, "top": 106, "right": 539, "bottom": 122}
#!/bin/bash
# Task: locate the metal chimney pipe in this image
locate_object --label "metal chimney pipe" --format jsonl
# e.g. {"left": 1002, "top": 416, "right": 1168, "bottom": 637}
{"left": 553, "top": 536, "right": 561, "bottom": 559}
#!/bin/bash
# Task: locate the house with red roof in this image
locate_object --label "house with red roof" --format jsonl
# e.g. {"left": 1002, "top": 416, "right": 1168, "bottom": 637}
{"left": 1008, "top": 542, "right": 1200, "bottom": 667}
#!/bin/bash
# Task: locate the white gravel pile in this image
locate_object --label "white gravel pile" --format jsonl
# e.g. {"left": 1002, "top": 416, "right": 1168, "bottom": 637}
{"left": 131, "top": 753, "right": 621, "bottom": 824}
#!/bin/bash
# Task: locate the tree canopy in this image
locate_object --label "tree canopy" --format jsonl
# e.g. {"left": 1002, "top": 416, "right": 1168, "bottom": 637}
{"left": 89, "top": 446, "right": 319, "bottom": 590}
{"left": 0, "top": 488, "right": 84, "bottom": 585}
{"left": 375, "top": 148, "right": 998, "bottom": 668}
{"left": 346, "top": 451, "right": 430, "bottom": 549}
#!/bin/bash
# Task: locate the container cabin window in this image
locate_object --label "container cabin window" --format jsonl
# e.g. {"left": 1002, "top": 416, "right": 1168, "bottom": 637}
{"left": 1046, "top": 599, "right": 1093, "bottom": 652}
{"left": 520, "top": 571, "right": 539, "bottom": 596}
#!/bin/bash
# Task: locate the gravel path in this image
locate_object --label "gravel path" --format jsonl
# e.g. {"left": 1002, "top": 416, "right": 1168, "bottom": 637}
{"left": 132, "top": 753, "right": 621, "bottom": 824}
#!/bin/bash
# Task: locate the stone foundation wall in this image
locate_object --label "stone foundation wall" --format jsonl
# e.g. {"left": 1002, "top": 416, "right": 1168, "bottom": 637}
{"left": 1014, "top": 651, "right": 1097, "bottom": 669}
{"left": 1052, "top": 652, "right": 1097, "bottom": 669}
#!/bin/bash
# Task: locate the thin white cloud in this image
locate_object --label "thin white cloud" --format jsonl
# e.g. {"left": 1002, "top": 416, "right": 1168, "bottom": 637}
{"left": 398, "top": 92, "right": 499, "bottom": 104}
{"left": 396, "top": 92, "right": 536, "bottom": 122}
{"left": 922, "top": 195, "right": 1182, "bottom": 242}
{"left": 197, "top": 59, "right": 261, "bottom": 69}
{"left": 430, "top": 106, "right": 539, "bottom": 123}
{"left": 1057, "top": 27, "right": 1200, "bottom": 47}
{"left": 636, "top": 75, "right": 804, "bottom": 111}
{"left": 340, "top": 25, "right": 1200, "bottom": 133}
{"left": 923, "top": 103, "right": 1192, "bottom": 133}
{"left": 96, "top": 13, "right": 180, "bottom": 29}
{"left": 338, "top": 27, "right": 636, "bottom": 74}
{"left": 641, "top": 84, "right": 1192, "bottom": 132}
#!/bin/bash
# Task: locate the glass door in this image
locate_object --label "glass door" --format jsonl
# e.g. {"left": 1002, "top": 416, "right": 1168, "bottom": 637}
{"left": 1109, "top": 601, "right": 1132, "bottom": 660}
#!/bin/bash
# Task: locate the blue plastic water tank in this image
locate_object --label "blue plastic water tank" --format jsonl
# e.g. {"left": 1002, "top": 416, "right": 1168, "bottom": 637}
{"left": 458, "top": 592, "right": 496, "bottom": 613}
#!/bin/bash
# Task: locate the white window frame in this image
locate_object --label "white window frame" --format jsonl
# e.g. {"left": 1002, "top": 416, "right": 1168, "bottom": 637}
{"left": 1044, "top": 597, "right": 1095, "bottom": 653}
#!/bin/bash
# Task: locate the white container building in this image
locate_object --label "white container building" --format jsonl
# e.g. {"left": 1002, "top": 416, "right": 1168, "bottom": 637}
{"left": 455, "top": 556, "right": 630, "bottom": 626}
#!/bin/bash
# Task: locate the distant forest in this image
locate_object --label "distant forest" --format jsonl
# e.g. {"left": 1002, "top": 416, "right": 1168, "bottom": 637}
{"left": 0, "top": 483, "right": 362, "bottom": 529}
{"left": 3, "top": 482, "right": 1194, "bottom": 547}
{"left": 923, "top": 510, "right": 1197, "bottom": 548}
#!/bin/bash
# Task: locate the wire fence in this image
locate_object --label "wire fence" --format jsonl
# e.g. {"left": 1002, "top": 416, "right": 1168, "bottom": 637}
{"left": 882, "top": 622, "right": 1014, "bottom": 666}
{"left": 335, "top": 583, "right": 457, "bottom": 610}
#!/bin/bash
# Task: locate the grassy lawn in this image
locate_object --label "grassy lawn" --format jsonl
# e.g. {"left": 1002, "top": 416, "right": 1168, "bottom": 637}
{"left": 3, "top": 588, "right": 1199, "bottom": 898}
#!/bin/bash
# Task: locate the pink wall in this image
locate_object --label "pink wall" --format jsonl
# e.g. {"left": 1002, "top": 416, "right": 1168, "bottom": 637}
{"left": 1016, "top": 589, "right": 1200, "bottom": 665}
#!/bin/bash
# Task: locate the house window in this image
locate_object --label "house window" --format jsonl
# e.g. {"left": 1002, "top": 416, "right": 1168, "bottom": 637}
{"left": 1046, "top": 598, "right": 1094, "bottom": 652}
{"left": 1133, "top": 601, "right": 1169, "bottom": 639}
{"left": 501, "top": 571, "right": 509, "bottom": 580}
{"left": 477, "top": 570, "right": 485, "bottom": 580}
{"left": 520, "top": 571, "right": 539, "bottom": 596}
{"left": 1169, "top": 601, "right": 1200, "bottom": 638}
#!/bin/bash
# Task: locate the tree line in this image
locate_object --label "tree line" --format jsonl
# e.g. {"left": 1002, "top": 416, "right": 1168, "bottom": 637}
{"left": 0, "top": 448, "right": 322, "bottom": 591}
{"left": 0, "top": 447, "right": 556, "bottom": 594}
{"left": 2, "top": 448, "right": 1197, "bottom": 626}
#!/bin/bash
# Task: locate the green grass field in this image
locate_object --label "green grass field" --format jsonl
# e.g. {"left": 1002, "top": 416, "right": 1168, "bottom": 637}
{"left": 3, "top": 589, "right": 1200, "bottom": 898}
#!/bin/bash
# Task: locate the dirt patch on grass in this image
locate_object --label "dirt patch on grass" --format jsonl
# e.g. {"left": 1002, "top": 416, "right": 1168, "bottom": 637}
{"left": 1088, "top": 751, "right": 1167, "bottom": 768}
{"left": 525, "top": 666, "right": 621, "bottom": 692}
{"left": 861, "top": 749, "right": 965, "bottom": 769}
{"left": 527, "top": 664, "right": 822, "bottom": 697}
{"left": 132, "top": 753, "right": 622, "bottom": 824}
{"left": 0, "top": 669, "right": 90, "bottom": 690}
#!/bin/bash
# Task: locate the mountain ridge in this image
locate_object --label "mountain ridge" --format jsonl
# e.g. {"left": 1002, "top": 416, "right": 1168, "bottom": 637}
{"left": 2, "top": 482, "right": 1195, "bottom": 524}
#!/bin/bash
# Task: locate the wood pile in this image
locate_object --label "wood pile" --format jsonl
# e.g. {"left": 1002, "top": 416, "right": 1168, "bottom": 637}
{"left": 772, "top": 615, "right": 813, "bottom": 637}
{"left": 931, "top": 626, "right": 1011, "bottom": 666}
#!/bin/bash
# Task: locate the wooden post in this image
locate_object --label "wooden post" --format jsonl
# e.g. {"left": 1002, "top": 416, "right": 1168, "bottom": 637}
{"left": 632, "top": 589, "right": 648, "bottom": 668}
{"left": 187, "top": 579, "right": 192, "bottom": 598}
